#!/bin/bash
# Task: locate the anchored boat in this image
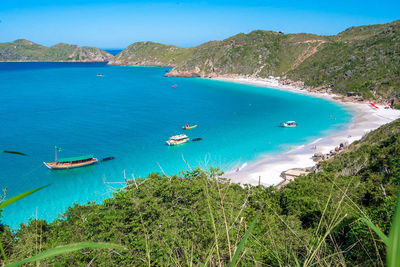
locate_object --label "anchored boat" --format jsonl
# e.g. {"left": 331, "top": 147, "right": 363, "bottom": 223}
{"left": 281, "top": 121, "right": 297, "bottom": 127}
{"left": 182, "top": 124, "right": 197, "bottom": 130}
{"left": 43, "top": 146, "right": 98, "bottom": 170}
{"left": 166, "top": 134, "right": 189, "bottom": 146}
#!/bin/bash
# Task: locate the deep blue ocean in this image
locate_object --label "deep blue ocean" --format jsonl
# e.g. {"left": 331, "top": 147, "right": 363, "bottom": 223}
{"left": 0, "top": 62, "right": 352, "bottom": 228}
{"left": 105, "top": 49, "right": 123, "bottom": 56}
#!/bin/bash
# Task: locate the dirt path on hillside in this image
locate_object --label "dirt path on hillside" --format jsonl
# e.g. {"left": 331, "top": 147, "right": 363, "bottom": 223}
{"left": 284, "top": 40, "right": 326, "bottom": 74}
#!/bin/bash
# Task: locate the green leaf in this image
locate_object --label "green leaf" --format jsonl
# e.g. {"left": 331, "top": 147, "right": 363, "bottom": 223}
{"left": 229, "top": 216, "right": 258, "bottom": 267}
{"left": 194, "top": 258, "right": 206, "bottom": 267}
{"left": 387, "top": 189, "right": 400, "bottom": 267}
{"left": 0, "top": 185, "right": 49, "bottom": 210}
{"left": 0, "top": 150, "right": 26, "bottom": 156}
{"left": 6, "top": 242, "right": 126, "bottom": 267}
{"left": 360, "top": 218, "right": 389, "bottom": 245}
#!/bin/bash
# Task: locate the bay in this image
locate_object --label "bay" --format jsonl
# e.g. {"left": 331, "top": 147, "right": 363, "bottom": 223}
{"left": 0, "top": 62, "right": 352, "bottom": 228}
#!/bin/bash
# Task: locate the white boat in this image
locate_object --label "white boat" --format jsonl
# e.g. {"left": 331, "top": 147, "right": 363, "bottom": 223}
{"left": 166, "top": 134, "right": 189, "bottom": 146}
{"left": 282, "top": 121, "right": 297, "bottom": 127}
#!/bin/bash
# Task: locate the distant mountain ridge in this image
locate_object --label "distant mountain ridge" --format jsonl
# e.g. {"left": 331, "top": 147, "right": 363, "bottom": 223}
{"left": 0, "top": 39, "right": 113, "bottom": 62}
{"left": 110, "top": 20, "right": 400, "bottom": 101}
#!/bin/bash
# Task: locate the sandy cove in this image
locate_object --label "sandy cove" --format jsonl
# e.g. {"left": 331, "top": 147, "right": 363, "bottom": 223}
{"left": 211, "top": 76, "right": 400, "bottom": 187}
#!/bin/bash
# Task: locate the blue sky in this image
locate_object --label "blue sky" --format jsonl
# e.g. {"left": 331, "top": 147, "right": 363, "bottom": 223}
{"left": 0, "top": 0, "right": 399, "bottom": 49}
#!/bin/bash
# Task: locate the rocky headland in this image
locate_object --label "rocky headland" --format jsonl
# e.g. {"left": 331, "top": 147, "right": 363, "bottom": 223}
{"left": 0, "top": 39, "right": 113, "bottom": 62}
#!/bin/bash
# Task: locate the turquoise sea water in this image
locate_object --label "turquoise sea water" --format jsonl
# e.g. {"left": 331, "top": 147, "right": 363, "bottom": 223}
{"left": 0, "top": 63, "right": 352, "bottom": 228}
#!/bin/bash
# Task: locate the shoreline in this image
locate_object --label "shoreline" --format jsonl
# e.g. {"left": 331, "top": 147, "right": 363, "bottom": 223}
{"left": 212, "top": 76, "right": 400, "bottom": 187}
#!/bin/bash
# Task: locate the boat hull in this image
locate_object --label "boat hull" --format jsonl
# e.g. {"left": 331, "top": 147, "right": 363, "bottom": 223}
{"left": 281, "top": 121, "right": 297, "bottom": 127}
{"left": 182, "top": 125, "right": 197, "bottom": 130}
{"left": 43, "top": 158, "right": 98, "bottom": 170}
{"left": 166, "top": 138, "right": 189, "bottom": 146}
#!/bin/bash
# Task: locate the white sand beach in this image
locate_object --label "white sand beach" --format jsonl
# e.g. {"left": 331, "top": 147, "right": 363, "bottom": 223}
{"left": 213, "top": 76, "right": 400, "bottom": 186}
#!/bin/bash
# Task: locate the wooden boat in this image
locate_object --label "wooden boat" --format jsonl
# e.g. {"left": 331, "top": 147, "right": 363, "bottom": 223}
{"left": 281, "top": 121, "right": 297, "bottom": 127}
{"left": 166, "top": 134, "right": 189, "bottom": 146}
{"left": 43, "top": 146, "right": 98, "bottom": 170}
{"left": 182, "top": 124, "right": 197, "bottom": 130}
{"left": 44, "top": 155, "right": 98, "bottom": 170}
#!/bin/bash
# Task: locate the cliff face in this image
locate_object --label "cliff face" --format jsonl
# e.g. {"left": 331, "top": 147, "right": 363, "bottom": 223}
{"left": 111, "top": 20, "right": 400, "bottom": 100}
{"left": 0, "top": 39, "right": 113, "bottom": 62}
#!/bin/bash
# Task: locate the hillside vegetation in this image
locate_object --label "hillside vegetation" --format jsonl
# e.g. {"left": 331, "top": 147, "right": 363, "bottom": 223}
{"left": 288, "top": 20, "right": 400, "bottom": 100}
{"left": 2, "top": 118, "right": 399, "bottom": 266}
{"left": 110, "top": 20, "right": 400, "bottom": 100}
{"left": 0, "top": 39, "right": 113, "bottom": 62}
{"left": 110, "top": 41, "right": 192, "bottom": 66}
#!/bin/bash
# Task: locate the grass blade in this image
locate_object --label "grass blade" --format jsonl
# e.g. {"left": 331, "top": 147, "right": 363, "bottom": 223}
{"left": 6, "top": 242, "right": 125, "bottom": 267}
{"left": 229, "top": 216, "right": 258, "bottom": 267}
{"left": 360, "top": 218, "right": 389, "bottom": 245}
{"left": 0, "top": 185, "right": 49, "bottom": 210}
{"left": 194, "top": 257, "right": 206, "bottom": 267}
{"left": 0, "top": 150, "right": 26, "bottom": 156}
{"left": 387, "top": 189, "right": 400, "bottom": 267}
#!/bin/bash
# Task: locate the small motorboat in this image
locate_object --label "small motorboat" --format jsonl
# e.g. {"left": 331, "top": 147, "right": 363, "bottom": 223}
{"left": 192, "top": 138, "right": 202, "bottom": 141}
{"left": 97, "top": 74, "right": 104, "bottom": 77}
{"left": 281, "top": 121, "right": 297, "bottom": 127}
{"left": 166, "top": 134, "right": 189, "bottom": 146}
{"left": 182, "top": 124, "right": 197, "bottom": 130}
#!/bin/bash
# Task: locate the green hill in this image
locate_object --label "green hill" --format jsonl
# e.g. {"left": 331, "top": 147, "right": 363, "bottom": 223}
{"left": 167, "top": 31, "right": 328, "bottom": 78}
{"left": 110, "top": 41, "right": 192, "bottom": 66}
{"left": 288, "top": 20, "right": 400, "bottom": 100}
{"left": 3, "top": 118, "right": 400, "bottom": 266}
{"left": 110, "top": 20, "right": 400, "bottom": 100}
{"left": 0, "top": 39, "right": 113, "bottom": 62}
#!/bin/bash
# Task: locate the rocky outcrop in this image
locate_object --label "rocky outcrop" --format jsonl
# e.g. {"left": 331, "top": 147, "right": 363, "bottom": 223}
{"left": 164, "top": 70, "right": 201, "bottom": 78}
{"left": 312, "top": 142, "right": 349, "bottom": 162}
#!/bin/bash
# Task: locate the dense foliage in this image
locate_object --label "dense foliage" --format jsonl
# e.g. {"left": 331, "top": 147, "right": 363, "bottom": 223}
{"left": 0, "top": 39, "right": 113, "bottom": 62}
{"left": 111, "top": 20, "right": 400, "bottom": 100}
{"left": 1, "top": 119, "right": 399, "bottom": 266}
